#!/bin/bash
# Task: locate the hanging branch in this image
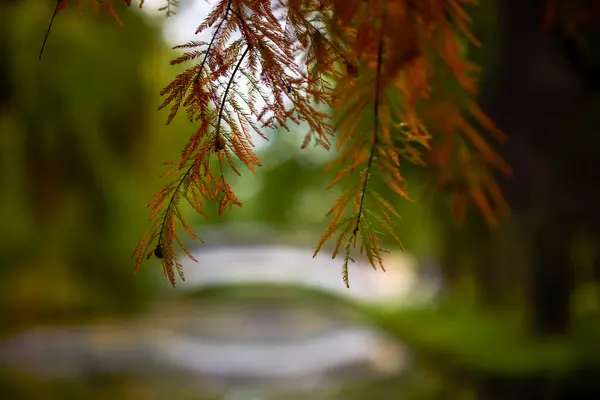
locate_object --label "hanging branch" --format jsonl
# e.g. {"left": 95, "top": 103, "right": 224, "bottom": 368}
{"left": 17, "top": 0, "right": 496, "bottom": 287}
{"left": 312, "top": 11, "right": 392, "bottom": 288}
{"left": 354, "top": 14, "right": 385, "bottom": 236}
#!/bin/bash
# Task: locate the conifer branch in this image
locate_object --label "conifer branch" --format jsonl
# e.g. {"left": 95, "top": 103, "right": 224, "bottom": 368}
{"left": 126, "top": 0, "right": 511, "bottom": 288}
{"left": 216, "top": 46, "right": 250, "bottom": 140}
{"left": 159, "top": 0, "right": 180, "bottom": 18}
{"left": 354, "top": 15, "right": 385, "bottom": 236}
{"left": 193, "top": 0, "right": 232, "bottom": 85}
{"left": 164, "top": 0, "right": 232, "bottom": 123}
{"left": 153, "top": 165, "right": 193, "bottom": 257}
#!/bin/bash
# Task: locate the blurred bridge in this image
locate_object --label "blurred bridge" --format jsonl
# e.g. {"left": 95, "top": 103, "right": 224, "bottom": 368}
{"left": 175, "top": 222, "right": 439, "bottom": 307}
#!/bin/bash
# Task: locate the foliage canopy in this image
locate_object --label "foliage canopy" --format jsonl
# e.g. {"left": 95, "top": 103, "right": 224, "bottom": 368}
{"left": 45, "top": 0, "right": 516, "bottom": 287}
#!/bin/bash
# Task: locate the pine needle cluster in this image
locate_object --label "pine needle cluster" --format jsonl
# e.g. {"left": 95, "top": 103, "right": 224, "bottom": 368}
{"left": 49, "top": 0, "right": 512, "bottom": 287}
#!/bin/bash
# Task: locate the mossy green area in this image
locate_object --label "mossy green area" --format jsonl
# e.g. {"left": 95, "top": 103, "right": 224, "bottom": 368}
{"left": 367, "top": 305, "right": 577, "bottom": 377}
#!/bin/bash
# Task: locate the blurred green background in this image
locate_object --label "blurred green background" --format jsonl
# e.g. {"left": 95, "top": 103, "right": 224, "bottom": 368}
{"left": 1, "top": 0, "right": 600, "bottom": 399}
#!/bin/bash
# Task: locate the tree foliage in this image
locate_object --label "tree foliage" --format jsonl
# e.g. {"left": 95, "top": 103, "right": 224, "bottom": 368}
{"left": 47, "top": 0, "right": 519, "bottom": 287}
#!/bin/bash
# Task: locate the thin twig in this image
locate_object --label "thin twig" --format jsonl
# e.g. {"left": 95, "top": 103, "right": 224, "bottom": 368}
{"left": 216, "top": 46, "right": 250, "bottom": 139}
{"left": 354, "top": 14, "right": 386, "bottom": 235}
{"left": 173, "top": 0, "right": 232, "bottom": 115}
{"left": 39, "top": 0, "right": 63, "bottom": 60}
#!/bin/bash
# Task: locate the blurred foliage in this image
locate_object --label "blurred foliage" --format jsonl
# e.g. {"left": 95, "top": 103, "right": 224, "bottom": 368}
{"left": 367, "top": 305, "right": 575, "bottom": 377}
{"left": 0, "top": 0, "right": 193, "bottom": 332}
{"left": 222, "top": 131, "right": 438, "bottom": 255}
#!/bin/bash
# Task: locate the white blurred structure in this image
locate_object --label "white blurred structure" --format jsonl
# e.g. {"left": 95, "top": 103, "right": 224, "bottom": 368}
{"left": 176, "top": 222, "right": 439, "bottom": 307}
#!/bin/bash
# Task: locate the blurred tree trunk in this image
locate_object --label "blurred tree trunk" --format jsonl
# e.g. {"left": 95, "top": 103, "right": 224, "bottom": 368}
{"left": 426, "top": 1, "right": 600, "bottom": 397}
{"left": 436, "top": 0, "right": 600, "bottom": 334}
{"left": 487, "top": 0, "right": 595, "bottom": 335}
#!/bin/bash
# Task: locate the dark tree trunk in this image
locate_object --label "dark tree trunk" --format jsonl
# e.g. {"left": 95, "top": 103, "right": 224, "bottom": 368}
{"left": 479, "top": 0, "right": 593, "bottom": 335}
